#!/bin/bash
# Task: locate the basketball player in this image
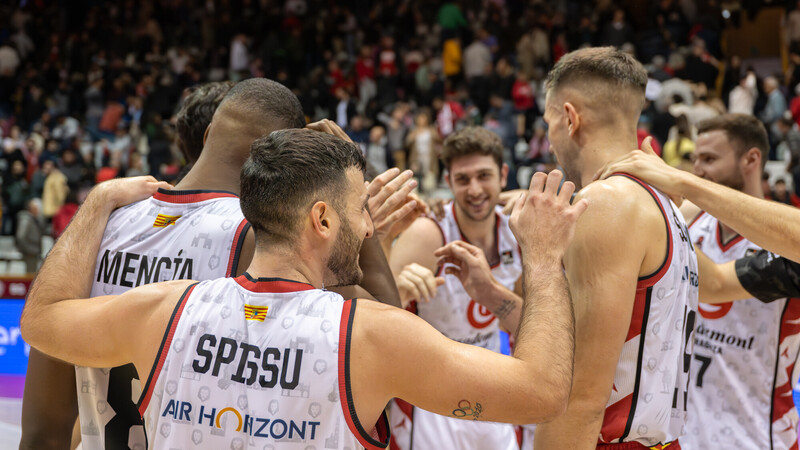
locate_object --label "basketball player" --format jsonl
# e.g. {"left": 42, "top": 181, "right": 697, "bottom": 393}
{"left": 525, "top": 47, "right": 698, "bottom": 449}
{"left": 176, "top": 81, "right": 235, "bottom": 164}
{"left": 20, "top": 79, "right": 413, "bottom": 450}
{"left": 600, "top": 115, "right": 799, "bottom": 449}
{"left": 386, "top": 126, "right": 524, "bottom": 450}
{"left": 21, "top": 129, "right": 585, "bottom": 449}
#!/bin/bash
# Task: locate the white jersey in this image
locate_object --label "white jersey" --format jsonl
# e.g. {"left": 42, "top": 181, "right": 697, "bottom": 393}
{"left": 389, "top": 203, "right": 522, "bottom": 450}
{"left": 78, "top": 188, "right": 250, "bottom": 450}
{"left": 683, "top": 212, "right": 800, "bottom": 450}
{"left": 139, "top": 275, "right": 390, "bottom": 450}
{"left": 598, "top": 174, "right": 699, "bottom": 448}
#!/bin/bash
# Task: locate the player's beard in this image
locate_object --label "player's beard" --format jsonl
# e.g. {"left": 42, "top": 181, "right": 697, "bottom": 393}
{"left": 327, "top": 217, "right": 363, "bottom": 287}
{"left": 713, "top": 169, "right": 745, "bottom": 192}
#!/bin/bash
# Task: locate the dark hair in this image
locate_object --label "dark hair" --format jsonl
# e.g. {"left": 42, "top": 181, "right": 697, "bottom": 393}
{"left": 240, "top": 129, "right": 366, "bottom": 247}
{"left": 220, "top": 78, "right": 306, "bottom": 131}
{"left": 440, "top": 126, "right": 504, "bottom": 170}
{"left": 546, "top": 46, "right": 647, "bottom": 109}
{"left": 697, "top": 113, "right": 768, "bottom": 168}
{"left": 176, "top": 81, "right": 234, "bottom": 163}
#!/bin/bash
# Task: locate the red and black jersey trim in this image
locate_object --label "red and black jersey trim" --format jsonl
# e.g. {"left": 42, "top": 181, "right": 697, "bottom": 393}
{"left": 152, "top": 187, "right": 238, "bottom": 204}
{"left": 687, "top": 210, "right": 706, "bottom": 229}
{"left": 225, "top": 220, "right": 251, "bottom": 277}
{"left": 338, "top": 299, "right": 391, "bottom": 449}
{"left": 610, "top": 173, "right": 673, "bottom": 287}
{"left": 234, "top": 273, "right": 316, "bottom": 293}
{"left": 137, "top": 282, "right": 198, "bottom": 416}
{"left": 715, "top": 221, "right": 744, "bottom": 253}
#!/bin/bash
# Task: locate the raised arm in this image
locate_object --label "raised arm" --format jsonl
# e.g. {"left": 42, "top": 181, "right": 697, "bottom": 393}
{"left": 20, "top": 176, "right": 174, "bottom": 365}
{"left": 352, "top": 170, "right": 585, "bottom": 429}
{"left": 597, "top": 150, "right": 800, "bottom": 262}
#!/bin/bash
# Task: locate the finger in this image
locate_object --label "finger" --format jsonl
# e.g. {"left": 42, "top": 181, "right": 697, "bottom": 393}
{"left": 570, "top": 198, "right": 590, "bottom": 218}
{"left": 529, "top": 171, "right": 547, "bottom": 193}
{"left": 374, "top": 177, "right": 418, "bottom": 217}
{"left": 404, "top": 271, "right": 432, "bottom": 302}
{"left": 452, "top": 240, "right": 482, "bottom": 257}
{"left": 408, "top": 264, "right": 440, "bottom": 299}
{"left": 641, "top": 136, "right": 656, "bottom": 156}
{"left": 376, "top": 200, "right": 418, "bottom": 230}
{"left": 435, "top": 277, "right": 446, "bottom": 287}
{"left": 367, "top": 168, "right": 401, "bottom": 196}
{"left": 436, "top": 256, "right": 463, "bottom": 270}
{"left": 558, "top": 180, "right": 576, "bottom": 202}
{"left": 397, "top": 275, "right": 423, "bottom": 303}
{"left": 592, "top": 163, "right": 608, "bottom": 181}
{"left": 444, "top": 266, "right": 462, "bottom": 278}
{"left": 544, "top": 170, "right": 563, "bottom": 196}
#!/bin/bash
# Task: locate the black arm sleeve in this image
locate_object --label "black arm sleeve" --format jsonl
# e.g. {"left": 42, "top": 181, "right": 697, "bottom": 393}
{"left": 735, "top": 250, "right": 800, "bottom": 302}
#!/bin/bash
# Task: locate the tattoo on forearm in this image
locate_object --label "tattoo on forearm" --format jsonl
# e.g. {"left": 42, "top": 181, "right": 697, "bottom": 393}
{"left": 494, "top": 299, "right": 517, "bottom": 320}
{"left": 452, "top": 400, "right": 482, "bottom": 420}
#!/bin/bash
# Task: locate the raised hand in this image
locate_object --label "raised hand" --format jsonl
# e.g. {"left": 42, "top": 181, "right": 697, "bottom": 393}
{"left": 305, "top": 118, "right": 353, "bottom": 143}
{"left": 93, "top": 176, "right": 172, "bottom": 210}
{"left": 367, "top": 168, "right": 419, "bottom": 243}
{"left": 509, "top": 170, "right": 588, "bottom": 262}
{"left": 396, "top": 263, "right": 445, "bottom": 308}
{"left": 433, "top": 240, "right": 497, "bottom": 301}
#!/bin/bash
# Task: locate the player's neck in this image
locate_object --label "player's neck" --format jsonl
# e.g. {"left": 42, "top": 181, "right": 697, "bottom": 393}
{"left": 174, "top": 150, "right": 243, "bottom": 194}
{"left": 719, "top": 180, "right": 764, "bottom": 241}
{"left": 246, "top": 248, "right": 323, "bottom": 288}
{"left": 577, "top": 131, "right": 638, "bottom": 189}
{"left": 454, "top": 203, "right": 497, "bottom": 256}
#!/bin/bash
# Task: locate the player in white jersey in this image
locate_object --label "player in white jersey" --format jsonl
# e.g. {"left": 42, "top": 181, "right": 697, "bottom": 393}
{"left": 388, "top": 127, "right": 523, "bottom": 450}
{"left": 528, "top": 47, "right": 698, "bottom": 449}
{"left": 22, "top": 129, "right": 586, "bottom": 449}
{"left": 674, "top": 114, "right": 800, "bottom": 450}
{"left": 21, "top": 79, "right": 412, "bottom": 450}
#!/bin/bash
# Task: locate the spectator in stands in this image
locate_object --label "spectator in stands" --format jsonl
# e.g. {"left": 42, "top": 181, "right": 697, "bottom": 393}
{"left": 51, "top": 189, "right": 79, "bottom": 239}
{"left": 15, "top": 197, "right": 43, "bottom": 273}
{"left": 41, "top": 161, "right": 68, "bottom": 220}
{"left": 729, "top": 72, "right": 758, "bottom": 115}
{"left": 601, "top": 8, "right": 635, "bottom": 48}
{"left": 761, "top": 76, "right": 788, "bottom": 150}
{"left": 772, "top": 178, "right": 800, "bottom": 207}
{"left": 662, "top": 114, "right": 696, "bottom": 167}
{"left": 762, "top": 173, "right": 774, "bottom": 200}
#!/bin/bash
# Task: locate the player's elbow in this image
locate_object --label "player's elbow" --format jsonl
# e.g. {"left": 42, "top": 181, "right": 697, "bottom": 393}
{"left": 19, "top": 308, "right": 42, "bottom": 351}
{"left": 516, "top": 370, "right": 572, "bottom": 423}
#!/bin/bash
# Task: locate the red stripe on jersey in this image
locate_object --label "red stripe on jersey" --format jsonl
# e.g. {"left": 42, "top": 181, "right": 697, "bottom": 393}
{"left": 225, "top": 219, "right": 249, "bottom": 276}
{"left": 599, "top": 393, "right": 633, "bottom": 444}
{"left": 137, "top": 283, "right": 196, "bottom": 417}
{"left": 152, "top": 188, "right": 238, "bottom": 203}
{"left": 771, "top": 299, "right": 800, "bottom": 445}
{"left": 714, "top": 221, "right": 744, "bottom": 253}
{"left": 597, "top": 440, "right": 681, "bottom": 449}
{"left": 338, "top": 300, "right": 391, "bottom": 449}
{"left": 234, "top": 273, "right": 315, "bottom": 293}
{"left": 626, "top": 285, "right": 649, "bottom": 342}
{"left": 611, "top": 174, "right": 673, "bottom": 288}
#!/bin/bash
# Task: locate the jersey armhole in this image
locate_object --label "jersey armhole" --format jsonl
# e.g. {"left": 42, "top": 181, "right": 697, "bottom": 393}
{"left": 137, "top": 282, "right": 199, "bottom": 416}
{"left": 608, "top": 173, "right": 673, "bottom": 288}
{"left": 338, "top": 299, "right": 391, "bottom": 449}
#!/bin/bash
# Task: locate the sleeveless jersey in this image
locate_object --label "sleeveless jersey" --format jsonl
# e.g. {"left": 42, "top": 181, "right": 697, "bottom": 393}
{"left": 77, "top": 188, "right": 250, "bottom": 450}
{"left": 682, "top": 212, "right": 800, "bottom": 450}
{"left": 139, "top": 275, "right": 390, "bottom": 450}
{"left": 598, "top": 175, "right": 699, "bottom": 448}
{"left": 389, "top": 203, "right": 522, "bottom": 450}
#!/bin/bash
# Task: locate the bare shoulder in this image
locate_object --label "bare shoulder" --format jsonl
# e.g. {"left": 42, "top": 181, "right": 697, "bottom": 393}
{"left": 575, "top": 177, "right": 660, "bottom": 226}
{"left": 120, "top": 279, "right": 198, "bottom": 311}
{"left": 400, "top": 216, "right": 445, "bottom": 244}
{"left": 352, "top": 298, "right": 426, "bottom": 345}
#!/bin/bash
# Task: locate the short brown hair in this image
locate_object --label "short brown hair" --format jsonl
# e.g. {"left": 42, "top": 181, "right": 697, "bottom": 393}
{"left": 440, "top": 127, "right": 504, "bottom": 170}
{"left": 696, "top": 114, "right": 769, "bottom": 168}
{"left": 546, "top": 46, "right": 647, "bottom": 110}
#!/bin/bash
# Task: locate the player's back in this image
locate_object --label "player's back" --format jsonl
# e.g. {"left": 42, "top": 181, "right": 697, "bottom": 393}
{"left": 78, "top": 188, "right": 250, "bottom": 450}
{"left": 139, "top": 275, "right": 390, "bottom": 449}
{"left": 683, "top": 212, "right": 800, "bottom": 450}
{"left": 598, "top": 174, "right": 699, "bottom": 447}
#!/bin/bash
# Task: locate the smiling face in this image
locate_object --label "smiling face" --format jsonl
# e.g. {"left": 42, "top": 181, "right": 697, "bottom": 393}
{"left": 694, "top": 130, "right": 745, "bottom": 191}
{"left": 446, "top": 154, "right": 507, "bottom": 223}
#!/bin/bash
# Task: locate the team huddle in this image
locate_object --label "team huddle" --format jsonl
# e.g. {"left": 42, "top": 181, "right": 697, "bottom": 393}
{"left": 18, "top": 47, "right": 800, "bottom": 450}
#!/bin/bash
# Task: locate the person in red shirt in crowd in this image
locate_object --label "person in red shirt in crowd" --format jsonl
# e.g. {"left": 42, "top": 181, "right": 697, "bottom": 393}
{"left": 772, "top": 178, "right": 800, "bottom": 207}
{"left": 637, "top": 128, "right": 662, "bottom": 157}
{"left": 51, "top": 189, "right": 79, "bottom": 238}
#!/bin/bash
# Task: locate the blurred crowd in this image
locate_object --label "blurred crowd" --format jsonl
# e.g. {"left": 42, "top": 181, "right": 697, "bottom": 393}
{"left": 1, "top": 0, "right": 800, "bottom": 272}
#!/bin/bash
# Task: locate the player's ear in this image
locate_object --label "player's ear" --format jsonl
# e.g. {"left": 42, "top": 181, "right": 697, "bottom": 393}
{"left": 500, "top": 163, "right": 509, "bottom": 189}
{"left": 564, "top": 102, "right": 580, "bottom": 137}
{"left": 310, "top": 201, "right": 337, "bottom": 239}
{"left": 742, "top": 147, "right": 762, "bottom": 172}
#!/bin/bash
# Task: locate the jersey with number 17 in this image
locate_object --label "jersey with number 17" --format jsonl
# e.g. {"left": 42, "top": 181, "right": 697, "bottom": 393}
{"left": 78, "top": 188, "right": 249, "bottom": 450}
